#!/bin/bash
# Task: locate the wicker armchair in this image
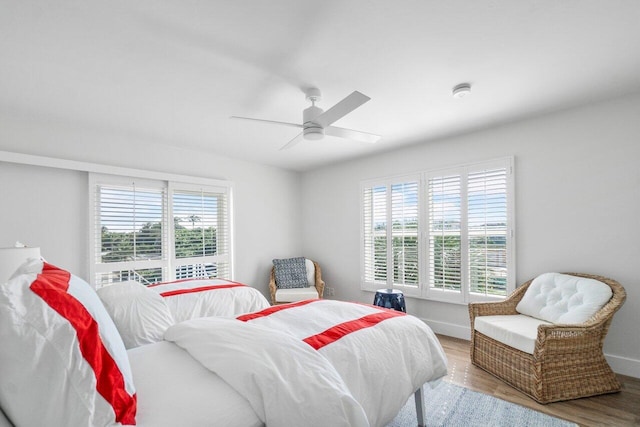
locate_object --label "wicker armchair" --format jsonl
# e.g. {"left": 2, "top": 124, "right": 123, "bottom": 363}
{"left": 469, "top": 273, "right": 626, "bottom": 404}
{"left": 269, "top": 259, "right": 325, "bottom": 305}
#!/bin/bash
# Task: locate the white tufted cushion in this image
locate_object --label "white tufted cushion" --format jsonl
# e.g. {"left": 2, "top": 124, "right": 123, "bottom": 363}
{"left": 516, "top": 273, "right": 612, "bottom": 324}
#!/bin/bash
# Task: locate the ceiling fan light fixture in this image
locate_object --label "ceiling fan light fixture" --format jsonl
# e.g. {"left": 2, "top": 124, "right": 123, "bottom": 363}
{"left": 303, "top": 126, "right": 324, "bottom": 140}
{"left": 452, "top": 83, "right": 471, "bottom": 99}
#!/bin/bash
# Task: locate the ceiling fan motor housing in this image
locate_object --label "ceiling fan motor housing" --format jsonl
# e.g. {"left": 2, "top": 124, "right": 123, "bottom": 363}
{"left": 303, "top": 105, "right": 324, "bottom": 140}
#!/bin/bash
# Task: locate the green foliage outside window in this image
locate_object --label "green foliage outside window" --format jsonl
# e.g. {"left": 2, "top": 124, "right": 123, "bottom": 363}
{"left": 101, "top": 219, "right": 218, "bottom": 263}
{"left": 431, "top": 235, "right": 461, "bottom": 291}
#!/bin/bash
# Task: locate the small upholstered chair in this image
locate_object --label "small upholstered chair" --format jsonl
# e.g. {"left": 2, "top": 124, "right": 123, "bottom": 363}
{"left": 269, "top": 257, "right": 325, "bottom": 305}
{"left": 469, "top": 272, "right": 626, "bottom": 404}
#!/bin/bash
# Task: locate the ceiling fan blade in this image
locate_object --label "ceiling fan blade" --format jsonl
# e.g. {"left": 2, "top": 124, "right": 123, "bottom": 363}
{"left": 279, "top": 132, "right": 304, "bottom": 151}
{"left": 230, "top": 116, "right": 303, "bottom": 129}
{"left": 325, "top": 126, "right": 381, "bottom": 144}
{"left": 315, "top": 91, "right": 371, "bottom": 128}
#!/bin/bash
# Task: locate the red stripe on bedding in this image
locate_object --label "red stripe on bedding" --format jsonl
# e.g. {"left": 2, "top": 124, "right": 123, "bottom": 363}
{"left": 159, "top": 284, "right": 246, "bottom": 297}
{"left": 236, "top": 299, "right": 318, "bottom": 321}
{"left": 30, "top": 263, "right": 137, "bottom": 425}
{"left": 303, "top": 310, "right": 405, "bottom": 350}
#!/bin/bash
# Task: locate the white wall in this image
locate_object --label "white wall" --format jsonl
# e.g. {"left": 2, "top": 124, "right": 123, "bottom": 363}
{"left": 301, "top": 92, "right": 640, "bottom": 377}
{"left": 0, "top": 119, "right": 302, "bottom": 297}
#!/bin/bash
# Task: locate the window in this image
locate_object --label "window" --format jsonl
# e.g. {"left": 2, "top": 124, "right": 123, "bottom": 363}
{"left": 89, "top": 174, "right": 232, "bottom": 287}
{"left": 362, "top": 174, "right": 421, "bottom": 295}
{"left": 170, "top": 183, "right": 230, "bottom": 281}
{"left": 428, "top": 174, "right": 462, "bottom": 294}
{"left": 361, "top": 157, "right": 514, "bottom": 303}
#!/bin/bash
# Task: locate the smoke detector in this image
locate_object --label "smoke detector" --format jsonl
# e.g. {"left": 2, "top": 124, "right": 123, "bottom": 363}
{"left": 452, "top": 83, "right": 471, "bottom": 99}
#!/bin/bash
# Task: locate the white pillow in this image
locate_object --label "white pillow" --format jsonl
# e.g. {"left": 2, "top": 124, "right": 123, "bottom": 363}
{"left": 0, "top": 260, "right": 137, "bottom": 426}
{"left": 516, "top": 272, "right": 613, "bottom": 324}
{"left": 98, "top": 280, "right": 176, "bottom": 349}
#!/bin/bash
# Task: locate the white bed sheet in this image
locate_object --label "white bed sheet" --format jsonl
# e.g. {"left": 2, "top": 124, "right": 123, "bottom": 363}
{"left": 128, "top": 341, "right": 263, "bottom": 427}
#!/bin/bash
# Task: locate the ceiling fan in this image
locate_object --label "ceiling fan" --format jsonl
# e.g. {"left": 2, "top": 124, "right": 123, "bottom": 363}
{"left": 231, "top": 88, "right": 381, "bottom": 150}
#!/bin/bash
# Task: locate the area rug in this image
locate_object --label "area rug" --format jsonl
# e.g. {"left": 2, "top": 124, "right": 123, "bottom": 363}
{"left": 386, "top": 381, "right": 577, "bottom": 427}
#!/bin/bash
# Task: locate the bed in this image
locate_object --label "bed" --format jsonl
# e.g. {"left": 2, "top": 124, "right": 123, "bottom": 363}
{"left": 0, "top": 257, "right": 448, "bottom": 427}
{"left": 94, "top": 277, "right": 271, "bottom": 349}
{"left": 146, "top": 277, "right": 271, "bottom": 321}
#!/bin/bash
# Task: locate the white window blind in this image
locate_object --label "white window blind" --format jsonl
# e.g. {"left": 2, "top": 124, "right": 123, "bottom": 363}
{"left": 467, "top": 168, "right": 509, "bottom": 297}
{"left": 426, "top": 159, "right": 513, "bottom": 302}
{"left": 89, "top": 174, "right": 232, "bottom": 287}
{"left": 363, "top": 185, "right": 387, "bottom": 284}
{"left": 361, "top": 157, "right": 514, "bottom": 303}
{"left": 391, "top": 182, "right": 419, "bottom": 287}
{"left": 91, "top": 179, "right": 167, "bottom": 286}
{"left": 362, "top": 176, "right": 421, "bottom": 293}
{"left": 428, "top": 174, "right": 462, "bottom": 295}
{"left": 171, "top": 185, "right": 230, "bottom": 280}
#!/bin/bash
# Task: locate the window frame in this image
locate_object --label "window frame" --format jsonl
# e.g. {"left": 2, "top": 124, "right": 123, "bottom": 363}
{"left": 360, "top": 173, "right": 422, "bottom": 298}
{"left": 169, "top": 181, "right": 232, "bottom": 281}
{"left": 360, "top": 157, "right": 515, "bottom": 304}
{"left": 89, "top": 173, "right": 233, "bottom": 287}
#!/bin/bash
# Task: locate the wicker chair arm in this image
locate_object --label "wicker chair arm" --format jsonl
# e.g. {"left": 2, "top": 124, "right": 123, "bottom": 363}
{"left": 469, "top": 279, "right": 533, "bottom": 321}
{"left": 537, "top": 320, "right": 608, "bottom": 337}
{"left": 268, "top": 266, "right": 277, "bottom": 305}
{"left": 313, "top": 261, "right": 325, "bottom": 298}
{"left": 533, "top": 321, "right": 611, "bottom": 358}
{"left": 469, "top": 299, "right": 518, "bottom": 317}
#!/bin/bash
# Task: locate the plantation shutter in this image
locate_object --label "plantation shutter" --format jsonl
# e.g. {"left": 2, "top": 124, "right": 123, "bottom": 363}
{"left": 362, "top": 158, "right": 513, "bottom": 302}
{"left": 391, "top": 182, "right": 419, "bottom": 287}
{"left": 467, "top": 167, "right": 509, "bottom": 297}
{"left": 91, "top": 179, "right": 167, "bottom": 286}
{"left": 171, "top": 185, "right": 231, "bottom": 280}
{"left": 428, "top": 174, "right": 462, "bottom": 294}
{"left": 362, "top": 185, "right": 387, "bottom": 284}
{"left": 362, "top": 176, "right": 420, "bottom": 291}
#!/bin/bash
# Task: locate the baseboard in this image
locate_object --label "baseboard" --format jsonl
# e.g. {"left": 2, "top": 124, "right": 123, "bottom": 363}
{"left": 419, "top": 317, "right": 471, "bottom": 341}
{"left": 418, "top": 317, "right": 640, "bottom": 379}
{"left": 605, "top": 354, "right": 640, "bottom": 379}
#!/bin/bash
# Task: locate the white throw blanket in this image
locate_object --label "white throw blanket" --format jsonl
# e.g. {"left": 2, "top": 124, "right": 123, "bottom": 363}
{"left": 164, "top": 317, "right": 369, "bottom": 427}
{"left": 166, "top": 300, "right": 447, "bottom": 427}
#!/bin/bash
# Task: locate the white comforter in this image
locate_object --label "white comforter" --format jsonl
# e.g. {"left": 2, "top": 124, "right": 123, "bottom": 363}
{"left": 165, "top": 317, "right": 369, "bottom": 427}
{"left": 165, "top": 299, "right": 447, "bottom": 427}
{"left": 148, "top": 278, "right": 270, "bottom": 321}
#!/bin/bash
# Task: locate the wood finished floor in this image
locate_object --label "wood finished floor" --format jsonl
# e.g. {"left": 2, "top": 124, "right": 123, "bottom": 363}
{"left": 436, "top": 335, "right": 640, "bottom": 427}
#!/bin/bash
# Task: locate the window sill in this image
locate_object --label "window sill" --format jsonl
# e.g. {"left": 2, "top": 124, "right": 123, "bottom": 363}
{"left": 362, "top": 287, "right": 506, "bottom": 306}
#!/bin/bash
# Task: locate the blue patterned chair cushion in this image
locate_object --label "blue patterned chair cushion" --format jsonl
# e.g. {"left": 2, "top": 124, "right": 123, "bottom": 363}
{"left": 273, "top": 257, "right": 309, "bottom": 289}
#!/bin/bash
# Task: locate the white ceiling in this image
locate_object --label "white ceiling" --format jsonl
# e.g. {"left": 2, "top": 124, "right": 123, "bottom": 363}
{"left": 2, "top": 1, "right": 640, "bottom": 172}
